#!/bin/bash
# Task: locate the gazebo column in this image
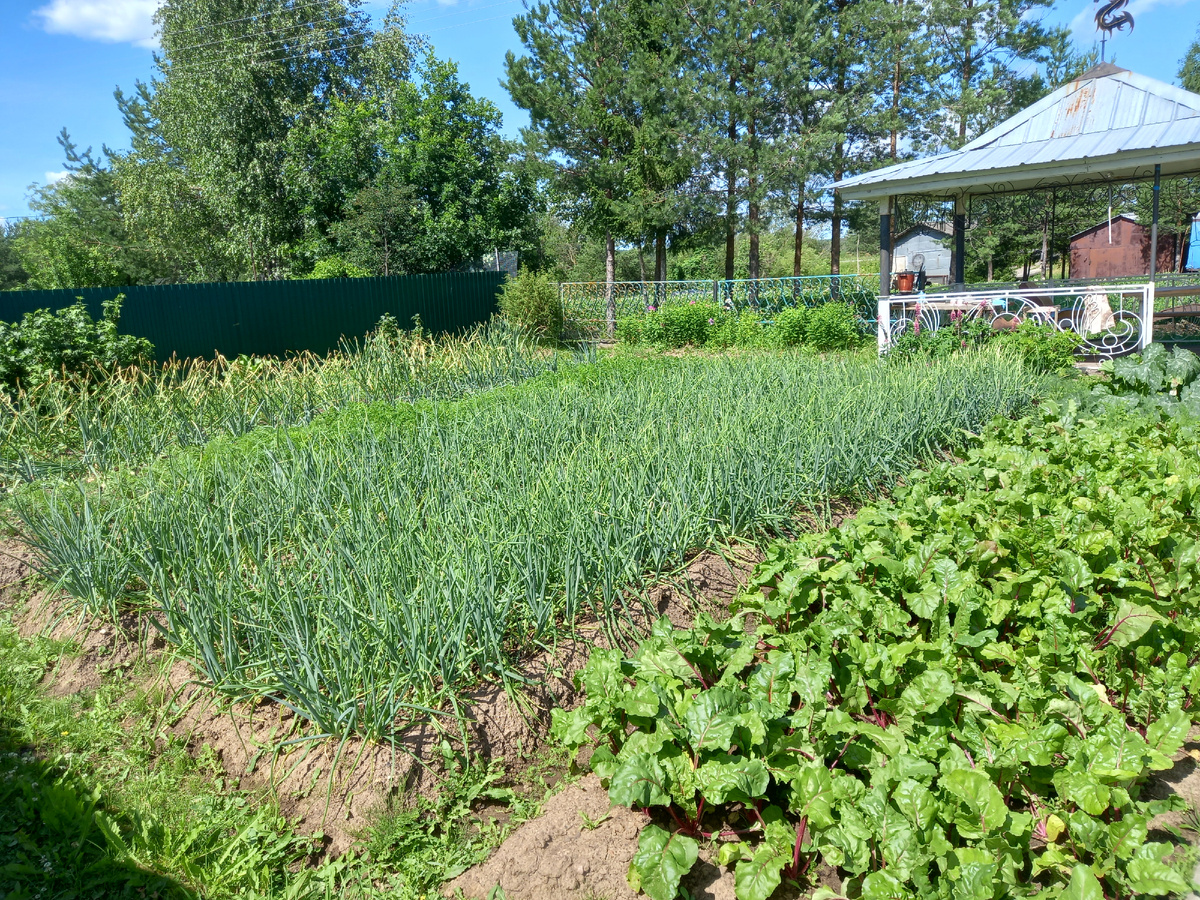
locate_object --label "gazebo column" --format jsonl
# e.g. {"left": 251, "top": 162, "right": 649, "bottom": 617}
{"left": 1146, "top": 164, "right": 1161, "bottom": 350}
{"left": 878, "top": 198, "right": 892, "bottom": 354}
{"left": 953, "top": 195, "right": 966, "bottom": 287}
{"left": 1150, "top": 164, "right": 1161, "bottom": 283}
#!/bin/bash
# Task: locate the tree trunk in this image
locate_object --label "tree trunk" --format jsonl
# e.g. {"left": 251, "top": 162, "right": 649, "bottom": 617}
{"left": 987, "top": 255, "right": 993, "bottom": 282}
{"left": 793, "top": 193, "right": 805, "bottom": 277}
{"left": 655, "top": 231, "right": 666, "bottom": 282}
{"left": 747, "top": 114, "right": 760, "bottom": 281}
{"left": 831, "top": 145, "right": 844, "bottom": 277}
{"left": 605, "top": 231, "right": 616, "bottom": 336}
{"left": 639, "top": 243, "right": 646, "bottom": 282}
{"left": 1040, "top": 221, "right": 1049, "bottom": 279}
{"left": 725, "top": 78, "right": 738, "bottom": 281}
{"left": 724, "top": 163, "right": 737, "bottom": 281}
{"left": 959, "top": 1, "right": 974, "bottom": 143}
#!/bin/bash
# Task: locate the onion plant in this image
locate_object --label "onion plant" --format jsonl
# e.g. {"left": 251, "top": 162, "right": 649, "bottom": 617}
{"left": 17, "top": 349, "right": 1042, "bottom": 741}
{"left": 1, "top": 317, "right": 582, "bottom": 493}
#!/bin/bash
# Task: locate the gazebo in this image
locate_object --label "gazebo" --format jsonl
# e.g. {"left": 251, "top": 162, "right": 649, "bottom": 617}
{"left": 833, "top": 63, "right": 1200, "bottom": 356}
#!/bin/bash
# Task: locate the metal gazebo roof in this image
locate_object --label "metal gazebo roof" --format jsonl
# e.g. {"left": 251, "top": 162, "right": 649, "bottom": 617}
{"left": 833, "top": 63, "right": 1200, "bottom": 201}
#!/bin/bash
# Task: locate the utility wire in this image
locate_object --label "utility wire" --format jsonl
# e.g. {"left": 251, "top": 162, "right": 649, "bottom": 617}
{"left": 164, "top": 0, "right": 342, "bottom": 38}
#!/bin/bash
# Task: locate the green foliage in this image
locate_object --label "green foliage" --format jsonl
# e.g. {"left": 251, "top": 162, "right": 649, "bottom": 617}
{"left": 1092, "top": 344, "right": 1200, "bottom": 418}
{"left": 556, "top": 398, "right": 1200, "bottom": 899}
{"left": 889, "top": 315, "right": 1079, "bottom": 376}
{"left": 306, "top": 256, "right": 372, "bottom": 280}
{"left": 15, "top": 132, "right": 174, "bottom": 289}
{"left": 16, "top": 352, "right": 1039, "bottom": 739}
{"left": 0, "top": 298, "right": 153, "bottom": 391}
{"left": 772, "top": 306, "right": 810, "bottom": 347}
{"left": 0, "top": 220, "right": 30, "bottom": 291}
{"left": 805, "top": 302, "right": 859, "bottom": 351}
{"left": 1, "top": 318, "right": 573, "bottom": 493}
{"left": 1180, "top": 26, "right": 1200, "bottom": 95}
{"left": 499, "top": 270, "right": 565, "bottom": 342}
{"left": 994, "top": 321, "right": 1081, "bottom": 375}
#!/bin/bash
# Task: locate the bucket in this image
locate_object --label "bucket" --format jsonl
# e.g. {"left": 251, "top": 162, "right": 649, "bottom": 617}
{"left": 895, "top": 271, "right": 916, "bottom": 293}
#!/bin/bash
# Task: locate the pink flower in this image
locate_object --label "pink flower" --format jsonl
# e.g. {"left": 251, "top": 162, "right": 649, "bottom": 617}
{"left": 708, "top": 318, "right": 714, "bottom": 324}
{"left": 647, "top": 305, "right": 656, "bottom": 312}
{"left": 690, "top": 300, "right": 696, "bottom": 305}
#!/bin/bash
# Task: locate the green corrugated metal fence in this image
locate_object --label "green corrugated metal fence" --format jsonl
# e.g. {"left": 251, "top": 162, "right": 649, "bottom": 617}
{"left": 0, "top": 272, "right": 506, "bottom": 362}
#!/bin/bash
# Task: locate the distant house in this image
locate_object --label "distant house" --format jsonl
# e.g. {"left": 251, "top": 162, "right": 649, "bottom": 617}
{"left": 892, "top": 224, "right": 952, "bottom": 284}
{"left": 1069, "top": 214, "right": 1182, "bottom": 279}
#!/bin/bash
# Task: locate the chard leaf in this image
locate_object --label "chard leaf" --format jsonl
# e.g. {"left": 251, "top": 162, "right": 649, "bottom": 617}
{"left": 1125, "top": 858, "right": 1190, "bottom": 896}
{"left": 696, "top": 757, "right": 769, "bottom": 805}
{"left": 627, "top": 824, "right": 699, "bottom": 900}
{"left": 900, "top": 668, "right": 954, "bottom": 716}
{"left": 892, "top": 778, "right": 938, "bottom": 830}
{"left": 1060, "top": 864, "right": 1104, "bottom": 900}
{"left": 609, "top": 751, "right": 671, "bottom": 808}
{"left": 681, "top": 687, "right": 741, "bottom": 755}
{"left": 1145, "top": 707, "right": 1189, "bottom": 758}
{"left": 1100, "top": 601, "right": 1163, "bottom": 648}
{"left": 733, "top": 840, "right": 789, "bottom": 900}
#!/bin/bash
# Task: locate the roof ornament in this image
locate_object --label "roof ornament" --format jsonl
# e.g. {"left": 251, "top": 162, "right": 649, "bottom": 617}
{"left": 1094, "top": 0, "right": 1134, "bottom": 63}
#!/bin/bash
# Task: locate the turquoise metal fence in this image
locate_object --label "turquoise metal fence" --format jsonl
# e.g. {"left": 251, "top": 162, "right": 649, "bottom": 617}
{"left": 0, "top": 272, "right": 506, "bottom": 362}
{"left": 560, "top": 275, "right": 880, "bottom": 338}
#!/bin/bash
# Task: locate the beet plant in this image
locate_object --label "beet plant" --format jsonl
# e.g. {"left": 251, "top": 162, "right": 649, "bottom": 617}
{"left": 556, "top": 400, "right": 1200, "bottom": 900}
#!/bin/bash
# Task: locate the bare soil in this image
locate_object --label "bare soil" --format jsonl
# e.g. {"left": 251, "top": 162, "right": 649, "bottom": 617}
{"left": 0, "top": 536, "right": 765, "bottom": 857}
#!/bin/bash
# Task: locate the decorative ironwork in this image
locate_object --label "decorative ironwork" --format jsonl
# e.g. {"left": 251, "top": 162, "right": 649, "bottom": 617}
{"left": 1095, "top": 0, "right": 1133, "bottom": 36}
{"left": 879, "top": 283, "right": 1153, "bottom": 360}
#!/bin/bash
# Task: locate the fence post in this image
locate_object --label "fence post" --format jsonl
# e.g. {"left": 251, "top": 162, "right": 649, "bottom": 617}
{"left": 1142, "top": 282, "right": 1155, "bottom": 351}
{"left": 877, "top": 296, "right": 890, "bottom": 356}
{"left": 712, "top": 280, "right": 719, "bottom": 307}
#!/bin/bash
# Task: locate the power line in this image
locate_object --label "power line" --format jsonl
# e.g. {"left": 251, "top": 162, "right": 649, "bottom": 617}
{"left": 164, "top": 0, "right": 342, "bottom": 38}
{"left": 166, "top": 10, "right": 360, "bottom": 57}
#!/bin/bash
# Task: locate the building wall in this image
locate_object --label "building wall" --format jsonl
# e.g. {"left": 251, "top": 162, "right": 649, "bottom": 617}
{"left": 893, "top": 228, "right": 952, "bottom": 281}
{"left": 1070, "top": 218, "right": 1182, "bottom": 278}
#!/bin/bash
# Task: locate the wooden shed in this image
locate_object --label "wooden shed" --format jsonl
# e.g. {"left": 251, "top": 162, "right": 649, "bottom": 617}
{"left": 1069, "top": 214, "right": 1183, "bottom": 279}
{"left": 891, "top": 224, "right": 953, "bottom": 284}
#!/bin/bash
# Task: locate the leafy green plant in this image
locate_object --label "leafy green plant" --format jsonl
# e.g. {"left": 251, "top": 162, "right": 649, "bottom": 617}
{"left": 771, "top": 306, "right": 809, "bottom": 348}
{"left": 994, "top": 321, "right": 1080, "bottom": 375}
{"left": 805, "top": 302, "right": 859, "bottom": 351}
{"left": 306, "top": 256, "right": 372, "bottom": 279}
{"left": 499, "top": 269, "right": 564, "bottom": 343}
{"left": 555, "top": 399, "right": 1200, "bottom": 900}
{"left": 0, "top": 297, "right": 153, "bottom": 391}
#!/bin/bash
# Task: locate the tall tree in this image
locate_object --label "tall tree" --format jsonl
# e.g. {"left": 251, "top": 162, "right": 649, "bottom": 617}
{"left": 117, "top": 0, "right": 377, "bottom": 279}
{"left": 506, "top": 0, "right": 653, "bottom": 326}
{"left": 15, "top": 132, "right": 171, "bottom": 289}
{"left": 0, "top": 221, "right": 30, "bottom": 291}
{"left": 924, "top": 0, "right": 1057, "bottom": 149}
{"left": 1180, "top": 25, "right": 1200, "bottom": 92}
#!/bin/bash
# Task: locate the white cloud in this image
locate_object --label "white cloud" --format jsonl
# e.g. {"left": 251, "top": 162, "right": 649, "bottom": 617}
{"left": 44, "top": 170, "right": 70, "bottom": 183}
{"left": 1069, "top": 0, "right": 1194, "bottom": 42}
{"left": 34, "top": 0, "right": 161, "bottom": 48}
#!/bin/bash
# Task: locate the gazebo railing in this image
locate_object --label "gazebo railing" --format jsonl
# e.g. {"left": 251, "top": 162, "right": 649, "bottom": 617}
{"left": 877, "top": 283, "right": 1154, "bottom": 359}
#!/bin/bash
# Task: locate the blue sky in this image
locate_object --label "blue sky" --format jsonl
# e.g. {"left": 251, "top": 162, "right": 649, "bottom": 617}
{"left": 1, "top": 0, "right": 1198, "bottom": 222}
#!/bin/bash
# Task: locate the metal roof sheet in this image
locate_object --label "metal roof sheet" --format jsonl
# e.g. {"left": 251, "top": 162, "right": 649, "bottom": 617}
{"left": 834, "top": 66, "right": 1200, "bottom": 201}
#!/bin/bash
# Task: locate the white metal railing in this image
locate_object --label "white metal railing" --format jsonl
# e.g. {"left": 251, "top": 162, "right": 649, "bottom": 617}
{"left": 877, "top": 283, "right": 1155, "bottom": 359}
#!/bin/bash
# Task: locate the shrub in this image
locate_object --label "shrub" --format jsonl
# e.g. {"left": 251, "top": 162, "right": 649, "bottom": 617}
{"left": 499, "top": 270, "right": 564, "bottom": 343}
{"left": 772, "top": 305, "right": 810, "bottom": 347}
{"left": 615, "top": 316, "right": 645, "bottom": 345}
{"left": 307, "top": 257, "right": 371, "bottom": 279}
{"left": 0, "top": 296, "right": 153, "bottom": 391}
{"left": 994, "top": 320, "right": 1081, "bottom": 375}
{"left": 806, "top": 302, "right": 859, "bottom": 351}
